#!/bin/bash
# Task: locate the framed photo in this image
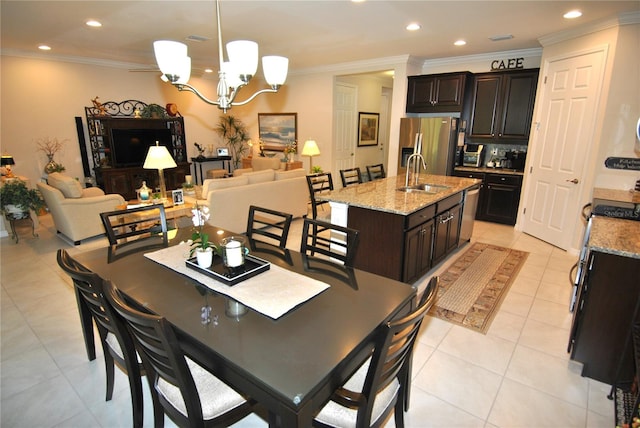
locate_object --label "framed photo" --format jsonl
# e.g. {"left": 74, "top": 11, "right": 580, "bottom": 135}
{"left": 216, "top": 147, "right": 229, "bottom": 157}
{"left": 357, "top": 112, "right": 379, "bottom": 147}
{"left": 171, "top": 189, "right": 184, "bottom": 206}
{"left": 258, "top": 113, "right": 297, "bottom": 151}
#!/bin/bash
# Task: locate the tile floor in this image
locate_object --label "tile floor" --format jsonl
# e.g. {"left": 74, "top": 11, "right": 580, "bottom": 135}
{"left": 1, "top": 214, "right": 615, "bottom": 427}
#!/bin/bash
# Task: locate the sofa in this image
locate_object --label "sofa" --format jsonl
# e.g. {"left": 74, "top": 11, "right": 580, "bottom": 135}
{"left": 37, "top": 172, "right": 125, "bottom": 244}
{"left": 188, "top": 168, "right": 309, "bottom": 234}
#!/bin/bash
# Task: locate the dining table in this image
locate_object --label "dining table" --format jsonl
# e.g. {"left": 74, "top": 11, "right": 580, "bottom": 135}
{"left": 72, "top": 225, "right": 416, "bottom": 427}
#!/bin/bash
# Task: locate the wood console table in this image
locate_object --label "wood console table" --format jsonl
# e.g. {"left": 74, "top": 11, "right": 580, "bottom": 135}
{"left": 190, "top": 157, "right": 232, "bottom": 184}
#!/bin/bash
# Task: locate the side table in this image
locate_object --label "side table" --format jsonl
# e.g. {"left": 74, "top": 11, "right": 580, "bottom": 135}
{"left": 5, "top": 211, "right": 38, "bottom": 243}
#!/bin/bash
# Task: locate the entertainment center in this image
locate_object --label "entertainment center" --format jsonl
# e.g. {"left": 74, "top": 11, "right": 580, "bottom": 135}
{"left": 84, "top": 100, "right": 190, "bottom": 200}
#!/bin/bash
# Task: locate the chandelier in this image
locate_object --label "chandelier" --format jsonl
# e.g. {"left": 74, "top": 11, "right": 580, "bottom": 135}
{"left": 153, "top": 0, "right": 289, "bottom": 113}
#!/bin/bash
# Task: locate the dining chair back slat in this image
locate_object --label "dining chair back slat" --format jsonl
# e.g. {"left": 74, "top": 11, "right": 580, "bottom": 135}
{"left": 104, "top": 280, "right": 255, "bottom": 428}
{"left": 246, "top": 205, "right": 293, "bottom": 249}
{"left": 100, "top": 204, "right": 169, "bottom": 263}
{"left": 301, "top": 218, "right": 359, "bottom": 267}
{"left": 313, "top": 276, "right": 439, "bottom": 428}
{"left": 366, "top": 164, "right": 386, "bottom": 181}
{"left": 56, "top": 249, "right": 144, "bottom": 428}
{"left": 340, "top": 167, "right": 363, "bottom": 187}
{"left": 306, "top": 172, "right": 334, "bottom": 221}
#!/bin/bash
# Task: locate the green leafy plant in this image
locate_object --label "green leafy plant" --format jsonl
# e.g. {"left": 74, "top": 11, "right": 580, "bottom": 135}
{"left": 311, "top": 165, "right": 323, "bottom": 173}
{"left": 216, "top": 115, "right": 250, "bottom": 169}
{"left": 141, "top": 103, "right": 166, "bottom": 119}
{"left": 0, "top": 180, "right": 46, "bottom": 213}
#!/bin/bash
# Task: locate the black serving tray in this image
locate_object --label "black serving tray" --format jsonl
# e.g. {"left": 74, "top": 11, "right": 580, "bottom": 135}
{"left": 185, "top": 254, "right": 270, "bottom": 286}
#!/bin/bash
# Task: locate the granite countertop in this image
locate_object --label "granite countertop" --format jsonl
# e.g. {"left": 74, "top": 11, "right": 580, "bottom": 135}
{"left": 589, "top": 216, "right": 640, "bottom": 259}
{"left": 454, "top": 166, "right": 525, "bottom": 176}
{"left": 593, "top": 187, "right": 640, "bottom": 204}
{"left": 316, "top": 175, "right": 481, "bottom": 216}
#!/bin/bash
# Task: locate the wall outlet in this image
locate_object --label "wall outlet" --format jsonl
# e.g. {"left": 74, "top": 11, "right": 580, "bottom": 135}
{"left": 491, "top": 148, "right": 498, "bottom": 155}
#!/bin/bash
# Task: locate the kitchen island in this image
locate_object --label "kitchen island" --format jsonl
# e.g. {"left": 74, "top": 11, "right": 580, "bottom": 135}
{"left": 317, "top": 174, "right": 481, "bottom": 283}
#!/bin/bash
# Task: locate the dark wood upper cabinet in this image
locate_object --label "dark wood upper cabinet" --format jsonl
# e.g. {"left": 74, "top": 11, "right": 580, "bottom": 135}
{"left": 406, "top": 72, "right": 472, "bottom": 113}
{"left": 466, "top": 69, "right": 539, "bottom": 144}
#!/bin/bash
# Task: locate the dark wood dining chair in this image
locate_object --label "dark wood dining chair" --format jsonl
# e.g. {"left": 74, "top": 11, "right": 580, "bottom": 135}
{"left": 312, "top": 275, "right": 438, "bottom": 428}
{"left": 56, "top": 249, "right": 144, "bottom": 428}
{"left": 246, "top": 205, "right": 293, "bottom": 249}
{"left": 306, "top": 172, "right": 334, "bottom": 221}
{"left": 100, "top": 204, "right": 169, "bottom": 263}
{"left": 366, "top": 163, "right": 386, "bottom": 181}
{"left": 340, "top": 167, "right": 363, "bottom": 187}
{"left": 300, "top": 217, "right": 360, "bottom": 267}
{"left": 104, "top": 280, "right": 256, "bottom": 428}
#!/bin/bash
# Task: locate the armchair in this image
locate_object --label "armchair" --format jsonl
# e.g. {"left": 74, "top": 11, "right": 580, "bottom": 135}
{"left": 37, "top": 175, "right": 125, "bottom": 244}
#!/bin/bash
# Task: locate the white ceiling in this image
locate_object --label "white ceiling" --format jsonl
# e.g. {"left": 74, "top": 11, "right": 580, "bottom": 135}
{"left": 2, "top": 1, "right": 639, "bottom": 75}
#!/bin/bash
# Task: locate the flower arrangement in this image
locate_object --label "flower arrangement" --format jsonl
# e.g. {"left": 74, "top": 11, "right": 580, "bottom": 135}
{"left": 189, "top": 204, "right": 218, "bottom": 257}
{"left": 285, "top": 140, "right": 297, "bottom": 155}
{"left": 194, "top": 142, "right": 205, "bottom": 159}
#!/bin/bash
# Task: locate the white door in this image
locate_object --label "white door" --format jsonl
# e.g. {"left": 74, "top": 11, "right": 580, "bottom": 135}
{"left": 333, "top": 82, "right": 357, "bottom": 178}
{"left": 522, "top": 48, "right": 606, "bottom": 249}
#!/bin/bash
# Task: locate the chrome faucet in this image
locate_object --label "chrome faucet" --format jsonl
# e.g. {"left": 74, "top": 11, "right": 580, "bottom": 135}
{"left": 405, "top": 153, "right": 427, "bottom": 187}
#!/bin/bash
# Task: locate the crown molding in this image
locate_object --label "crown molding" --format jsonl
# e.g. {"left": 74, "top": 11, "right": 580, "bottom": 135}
{"left": 539, "top": 10, "right": 640, "bottom": 47}
{"left": 421, "top": 48, "right": 543, "bottom": 69}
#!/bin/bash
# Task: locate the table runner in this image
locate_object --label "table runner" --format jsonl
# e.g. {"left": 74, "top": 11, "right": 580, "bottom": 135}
{"left": 145, "top": 243, "right": 330, "bottom": 319}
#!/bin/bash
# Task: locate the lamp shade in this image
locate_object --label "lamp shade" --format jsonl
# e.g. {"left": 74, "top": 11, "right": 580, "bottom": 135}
{"left": 301, "top": 140, "right": 320, "bottom": 157}
{"left": 226, "top": 40, "right": 258, "bottom": 79}
{"left": 154, "top": 40, "right": 188, "bottom": 78}
{"left": 1, "top": 155, "right": 15, "bottom": 166}
{"left": 143, "top": 143, "right": 177, "bottom": 170}
{"left": 262, "top": 56, "right": 289, "bottom": 86}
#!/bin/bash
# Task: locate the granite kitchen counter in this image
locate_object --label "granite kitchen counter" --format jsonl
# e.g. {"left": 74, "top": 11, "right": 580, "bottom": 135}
{"left": 316, "top": 175, "right": 481, "bottom": 216}
{"left": 593, "top": 187, "right": 640, "bottom": 205}
{"left": 589, "top": 216, "right": 640, "bottom": 259}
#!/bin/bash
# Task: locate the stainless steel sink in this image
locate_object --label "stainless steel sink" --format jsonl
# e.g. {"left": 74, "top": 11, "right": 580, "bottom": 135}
{"left": 397, "top": 183, "right": 450, "bottom": 194}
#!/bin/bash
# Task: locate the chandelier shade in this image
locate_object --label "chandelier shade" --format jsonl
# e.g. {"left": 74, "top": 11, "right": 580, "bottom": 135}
{"left": 153, "top": 0, "right": 288, "bottom": 112}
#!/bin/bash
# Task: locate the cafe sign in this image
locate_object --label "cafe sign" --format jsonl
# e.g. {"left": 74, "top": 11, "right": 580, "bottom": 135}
{"left": 491, "top": 58, "right": 525, "bottom": 70}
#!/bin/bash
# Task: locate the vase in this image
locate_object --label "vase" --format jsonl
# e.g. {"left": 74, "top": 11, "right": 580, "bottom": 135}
{"left": 44, "top": 155, "right": 58, "bottom": 174}
{"left": 196, "top": 247, "right": 213, "bottom": 269}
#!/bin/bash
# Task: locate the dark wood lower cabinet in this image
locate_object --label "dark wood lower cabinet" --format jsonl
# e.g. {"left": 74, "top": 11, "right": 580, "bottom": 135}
{"left": 98, "top": 163, "right": 191, "bottom": 200}
{"left": 433, "top": 204, "right": 462, "bottom": 265}
{"left": 569, "top": 251, "right": 640, "bottom": 384}
{"left": 404, "top": 219, "right": 434, "bottom": 284}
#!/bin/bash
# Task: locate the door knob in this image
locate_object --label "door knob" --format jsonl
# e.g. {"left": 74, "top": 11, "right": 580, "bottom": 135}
{"left": 566, "top": 178, "right": 579, "bottom": 184}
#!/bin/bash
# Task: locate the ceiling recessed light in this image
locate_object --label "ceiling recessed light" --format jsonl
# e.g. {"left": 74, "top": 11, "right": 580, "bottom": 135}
{"left": 86, "top": 20, "right": 102, "bottom": 27}
{"left": 204, "top": 68, "right": 214, "bottom": 74}
{"left": 454, "top": 40, "right": 466, "bottom": 46}
{"left": 564, "top": 10, "right": 582, "bottom": 19}
{"left": 38, "top": 45, "right": 51, "bottom": 51}
{"left": 406, "top": 23, "right": 421, "bottom": 31}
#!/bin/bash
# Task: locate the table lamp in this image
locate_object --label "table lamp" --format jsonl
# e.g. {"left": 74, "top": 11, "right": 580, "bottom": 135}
{"left": 301, "top": 140, "right": 320, "bottom": 173}
{"left": 1, "top": 155, "right": 16, "bottom": 177}
{"left": 143, "top": 142, "right": 177, "bottom": 201}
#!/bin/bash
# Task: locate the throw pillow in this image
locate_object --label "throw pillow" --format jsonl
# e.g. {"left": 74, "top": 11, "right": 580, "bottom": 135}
{"left": 275, "top": 169, "right": 307, "bottom": 181}
{"left": 202, "top": 176, "right": 248, "bottom": 196}
{"left": 244, "top": 169, "right": 275, "bottom": 184}
{"left": 47, "top": 172, "right": 83, "bottom": 198}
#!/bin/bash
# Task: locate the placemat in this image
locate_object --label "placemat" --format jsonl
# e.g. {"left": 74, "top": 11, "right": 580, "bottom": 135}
{"left": 145, "top": 243, "right": 330, "bottom": 319}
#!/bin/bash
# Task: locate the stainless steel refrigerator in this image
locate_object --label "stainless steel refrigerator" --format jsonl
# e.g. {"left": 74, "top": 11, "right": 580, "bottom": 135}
{"left": 397, "top": 117, "right": 460, "bottom": 176}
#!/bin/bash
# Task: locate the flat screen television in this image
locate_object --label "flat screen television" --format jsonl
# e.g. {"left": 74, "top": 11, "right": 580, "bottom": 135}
{"left": 110, "top": 128, "right": 173, "bottom": 167}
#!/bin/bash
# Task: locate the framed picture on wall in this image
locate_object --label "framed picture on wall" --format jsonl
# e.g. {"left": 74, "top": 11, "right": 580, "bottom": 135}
{"left": 258, "top": 113, "right": 297, "bottom": 152}
{"left": 357, "top": 112, "right": 379, "bottom": 147}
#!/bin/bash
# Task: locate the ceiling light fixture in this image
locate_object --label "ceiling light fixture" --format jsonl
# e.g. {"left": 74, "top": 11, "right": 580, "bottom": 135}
{"left": 406, "top": 23, "right": 421, "bottom": 31}
{"left": 564, "top": 10, "right": 582, "bottom": 19}
{"left": 454, "top": 40, "right": 466, "bottom": 46}
{"left": 153, "top": 0, "right": 288, "bottom": 113}
{"left": 86, "top": 20, "right": 102, "bottom": 27}
{"left": 38, "top": 45, "right": 51, "bottom": 51}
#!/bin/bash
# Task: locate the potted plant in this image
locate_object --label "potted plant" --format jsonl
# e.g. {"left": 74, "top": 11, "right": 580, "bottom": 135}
{"left": 36, "top": 136, "right": 68, "bottom": 174}
{"left": 0, "top": 180, "right": 46, "bottom": 215}
{"left": 141, "top": 103, "right": 166, "bottom": 119}
{"left": 215, "top": 115, "right": 250, "bottom": 169}
{"left": 189, "top": 204, "right": 220, "bottom": 268}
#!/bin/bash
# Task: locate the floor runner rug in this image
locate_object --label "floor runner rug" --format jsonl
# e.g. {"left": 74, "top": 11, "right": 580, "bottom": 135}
{"left": 429, "top": 242, "right": 529, "bottom": 334}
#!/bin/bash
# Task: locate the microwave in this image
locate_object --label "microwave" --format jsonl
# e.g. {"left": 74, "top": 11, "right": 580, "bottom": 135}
{"left": 463, "top": 145, "right": 484, "bottom": 167}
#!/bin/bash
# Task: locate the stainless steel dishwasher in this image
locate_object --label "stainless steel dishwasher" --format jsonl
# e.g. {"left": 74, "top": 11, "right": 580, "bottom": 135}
{"left": 459, "top": 185, "right": 480, "bottom": 243}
